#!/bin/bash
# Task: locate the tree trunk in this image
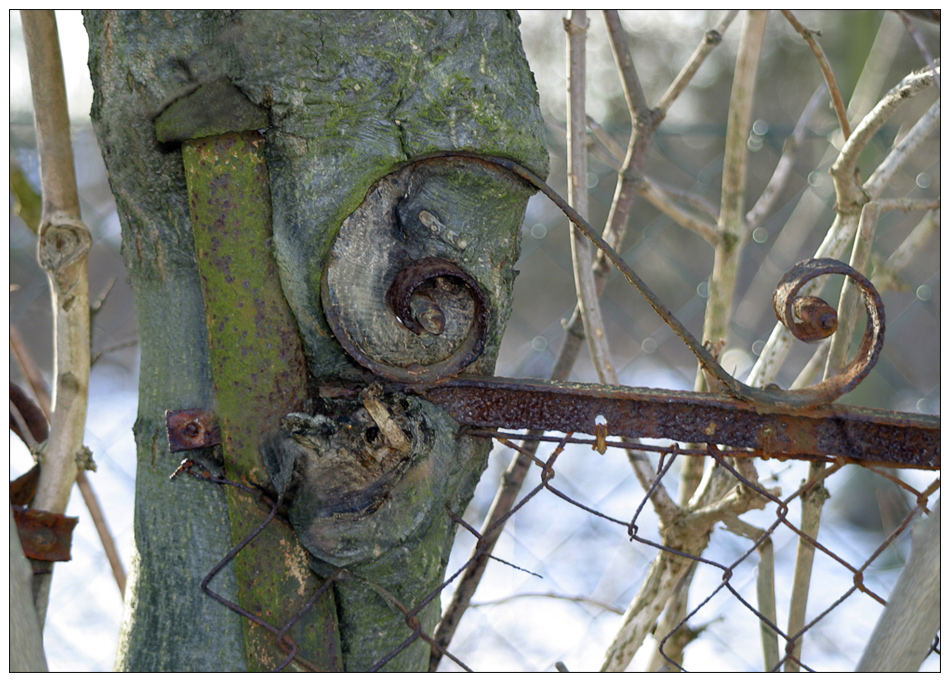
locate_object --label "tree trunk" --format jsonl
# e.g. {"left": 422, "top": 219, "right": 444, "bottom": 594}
{"left": 85, "top": 9, "right": 546, "bottom": 671}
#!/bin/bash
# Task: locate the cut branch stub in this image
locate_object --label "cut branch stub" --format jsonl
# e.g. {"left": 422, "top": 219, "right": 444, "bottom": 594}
{"left": 321, "top": 158, "right": 513, "bottom": 384}
{"left": 772, "top": 258, "right": 884, "bottom": 404}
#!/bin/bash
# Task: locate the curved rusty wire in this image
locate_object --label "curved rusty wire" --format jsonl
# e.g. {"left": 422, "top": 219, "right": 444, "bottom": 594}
{"left": 387, "top": 151, "right": 886, "bottom": 409}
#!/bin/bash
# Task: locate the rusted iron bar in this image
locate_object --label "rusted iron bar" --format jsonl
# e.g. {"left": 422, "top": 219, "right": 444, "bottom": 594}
{"left": 416, "top": 377, "right": 939, "bottom": 470}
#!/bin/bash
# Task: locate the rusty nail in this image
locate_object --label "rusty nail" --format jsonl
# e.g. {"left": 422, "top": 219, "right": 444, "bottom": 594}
{"left": 165, "top": 408, "right": 221, "bottom": 452}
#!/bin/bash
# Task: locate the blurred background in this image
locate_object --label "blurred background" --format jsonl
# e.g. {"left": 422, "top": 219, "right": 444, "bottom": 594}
{"left": 9, "top": 10, "right": 940, "bottom": 671}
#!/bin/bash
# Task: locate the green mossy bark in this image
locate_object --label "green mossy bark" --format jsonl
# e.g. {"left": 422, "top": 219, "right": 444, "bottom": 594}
{"left": 182, "top": 132, "right": 341, "bottom": 671}
{"left": 86, "top": 9, "right": 546, "bottom": 671}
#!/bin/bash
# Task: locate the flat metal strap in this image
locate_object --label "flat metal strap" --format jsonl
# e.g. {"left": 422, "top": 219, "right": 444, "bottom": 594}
{"left": 417, "top": 377, "right": 939, "bottom": 470}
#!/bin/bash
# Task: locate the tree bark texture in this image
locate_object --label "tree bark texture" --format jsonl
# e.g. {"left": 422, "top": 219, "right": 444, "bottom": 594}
{"left": 85, "top": 10, "right": 546, "bottom": 671}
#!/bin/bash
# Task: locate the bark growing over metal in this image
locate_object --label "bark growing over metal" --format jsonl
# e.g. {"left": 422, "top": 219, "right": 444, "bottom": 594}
{"left": 86, "top": 9, "right": 546, "bottom": 671}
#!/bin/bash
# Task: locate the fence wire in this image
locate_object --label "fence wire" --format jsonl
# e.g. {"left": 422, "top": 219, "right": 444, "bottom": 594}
{"left": 173, "top": 420, "right": 938, "bottom": 672}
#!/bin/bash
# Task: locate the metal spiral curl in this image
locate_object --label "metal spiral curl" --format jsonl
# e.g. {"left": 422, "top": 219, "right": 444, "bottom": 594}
{"left": 382, "top": 256, "right": 491, "bottom": 383}
{"left": 769, "top": 257, "right": 885, "bottom": 406}
{"left": 323, "top": 254, "right": 492, "bottom": 384}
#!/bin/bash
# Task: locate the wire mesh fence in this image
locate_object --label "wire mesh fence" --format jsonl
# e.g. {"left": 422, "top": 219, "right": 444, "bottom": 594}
{"left": 167, "top": 421, "right": 938, "bottom": 671}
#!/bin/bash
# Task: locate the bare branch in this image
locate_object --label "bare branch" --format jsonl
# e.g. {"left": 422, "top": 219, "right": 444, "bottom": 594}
{"left": 895, "top": 10, "right": 940, "bottom": 88}
{"left": 785, "top": 463, "right": 830, "bottom": 671}
{"left": 875, "top": 197, "right": 940, "bottom": 213}
{"left": 21, "top": 9, "right": 93, "bottom": 626}
{"left": 781, "top": 10, "right": 851, "bottom": 139}
{"left": 847, "top": 12, "right": 905, "bottom": 123}
{"left": 832, "top": 65, "right": 939, "bottom": 207}
{"left": 603, "top": 10, "right": 651, "bottom": 123}
{"left": 747, "top": 65, "right": 939, "bottom": 390}
{"left": 649, "top": 177, "right": 719, "bottom": 222}
{"left": 702, "top": 9, "right": 767, "bottom": 358}
{"left": 721, "top": 515, "right": 780, "bottom": 671}
{"left": 863, "top": 99, "right": 940, "bottom": 200}
{"left": 655, "top": 10, "right": 739, "bottom": 116}
{"left": 746, "top": 84, "right": 826, "bottom": 228}
{"left": 23, "top": 7, "right": 91, "bottom": 515}
{"left": 566, "top": 10, "right": 617, "bottom": 383}
{"left": 638, "top": 177, "right": 719, "bottom": 244}
{"left": 872, "top": 210, "right": 939, "bottom": 293}
{"left": 825, "top": 201, "right": 879, "bottom": 376}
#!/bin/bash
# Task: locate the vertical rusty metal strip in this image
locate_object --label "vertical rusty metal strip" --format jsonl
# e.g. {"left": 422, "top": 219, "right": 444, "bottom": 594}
{"left": 183, "top": 132, "right": 342, "bottom": 671}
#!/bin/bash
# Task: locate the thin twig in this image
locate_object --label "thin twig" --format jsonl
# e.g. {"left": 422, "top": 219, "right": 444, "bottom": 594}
{"left": 90, "top": 276, "right": 116, "bottom": 314}
{"left": 74, "top": 471, "right": 126, "bottom": 595}
{"left": 746, "top": 84, "right": 826, "bottom": 228}
{"left": 471, "top": 591, "right": 625, "bottom": 615}
{"left": 593, "top": 9, "right": 663, "bottom": 286}
{"left": 602, "top": 10, "right": 651, "bottom": 122}
{"left": 895, "top": 10, "right": 940, "bottom": 88}
{"left": 872, "top": 210, "right": 938, "bottom": 293}
{"left": 874, "top": 197, "right": 940, "bottom": 213}
{"left": 91, "top": 337, "right": 139, "bottom": 367}
{"left": 566, "top": 10, "right": 616, "bottom": 382}
{"left": 825, "top": 201, "right": 879, "bottom": 376}
{"left": 637, "top": 178, "right": 719, "bottom": 244}
{"left": 721, "top": 515, "right": 780, "bottom": 671}
{"left": 10, "top": 325, "right": 52, "bottom": 417}
{"left": 585, "top": 114, "right": 625, "bottom": 168}
{"left": 655, "top": 10, "right": 739, "bottom": 116}
{"left": 863, "top": 99, "right": 940, "bottom": 200}
{"left": 781, "top": 11, "right": 851, "bottom": 140}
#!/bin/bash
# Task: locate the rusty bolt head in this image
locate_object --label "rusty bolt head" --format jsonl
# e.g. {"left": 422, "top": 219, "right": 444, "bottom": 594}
{"left": 165, "top": 408, "right": 221, "bottom": 452}
{"left": 12, "top": 506, "right": 78, "bottom": 562}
